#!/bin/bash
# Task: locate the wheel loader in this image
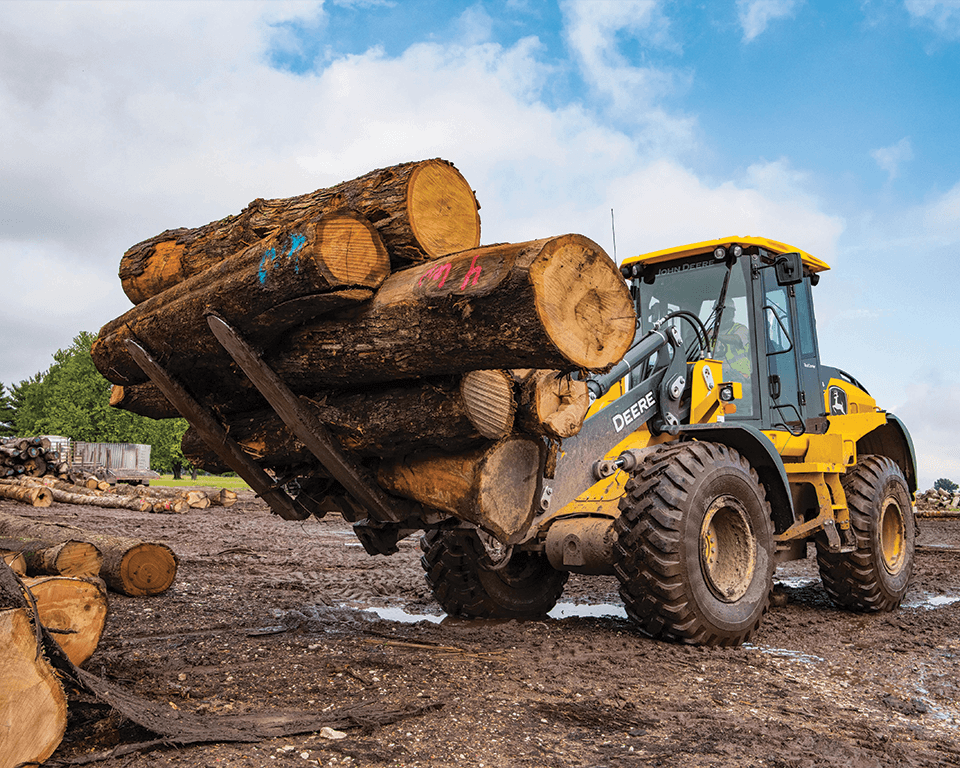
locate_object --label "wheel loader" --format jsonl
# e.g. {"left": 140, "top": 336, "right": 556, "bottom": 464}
{"left": 414, "top": 236, "right": 918, "bottom": 646}
{"left": 130, "top": 234, "right": 917, "bottom": 648}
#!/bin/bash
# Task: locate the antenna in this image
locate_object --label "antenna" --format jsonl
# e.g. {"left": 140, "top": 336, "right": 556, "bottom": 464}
{"left": 610, "top": 208, "right": 618, "bottom": 261}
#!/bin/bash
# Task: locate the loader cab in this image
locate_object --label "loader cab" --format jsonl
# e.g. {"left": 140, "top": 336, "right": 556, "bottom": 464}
{"left": 620, "top": 237, "right": 831, "bottom": 434}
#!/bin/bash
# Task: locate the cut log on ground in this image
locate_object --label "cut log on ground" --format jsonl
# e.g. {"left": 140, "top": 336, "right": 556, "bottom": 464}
{"left": 23, "top": 576, "right": 108, "bottom": 667}
{"left": 33, "top": 483, "right": 153, "bottom": 511}
{"left": 378, "top": 437, "right": 543, "bottom": 544}
{"left": 182, "top": 370, "right": 517, "bottom": 472}
{"left": 0, "top": 483, "right": 52, "bottom": 507}
{"left": 0, "top": 606, "right": 68, "bottom": 768}
{"left": 93, "top": 210, "right": 389, "bottom": 386}
{"left": 118, "top": 158, "right": 481, "bottom": 303}
{"left": 0, "top": 550, "right": 26, "bottom": 576}
{"left": 0, "top": 514, "right": 177, "bottom": 596}
{"left": 208, "top": 488, "right": 238, "bottom": 507}
{"left": 4, "top": 539, "right": 105, "bottom": 579}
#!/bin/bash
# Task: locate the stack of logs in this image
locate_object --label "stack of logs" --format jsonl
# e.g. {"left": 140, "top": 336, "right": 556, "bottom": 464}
{"left": 92, "top": 158, "right": 637, "bottom": 543}
{"left": 0, "top": 436, "right": 66, "bottom": 479}
{"left": 0, "top": 509, "right": 180, "bottom": 765}
{"left": 0, "top": 472, "right": 236, "bottom": 513}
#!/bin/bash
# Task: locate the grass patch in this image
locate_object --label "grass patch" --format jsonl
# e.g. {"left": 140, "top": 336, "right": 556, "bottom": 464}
{"left": 152, "top": 475, "right": 250, "bottom": 490}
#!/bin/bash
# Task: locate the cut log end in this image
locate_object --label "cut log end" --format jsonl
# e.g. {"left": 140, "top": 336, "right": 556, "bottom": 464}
{"left": 518, "top": 370, "right": 591, "bottom": 439}
{"left": 476, "top": 438, "right": 541, "bottom": 544}
{"left": 460, "top": 370, "right": 515, "bottom": 439}
{"left": 0, "top": 607, "right": 68, "bottom": 766}
{"left": 316, "top": 211, "right": 391, "bottom": 286}
{"left": 128, "top": 240, "right": 187, "bottom": 304}
{"left": 23, "top": 576, "right": 108, "bottom": 667}
{"left": 116, "top": 543, "right": 178, "bottom": 596}
{"left": 530, "top": 235, "right": 636, "bottom": 371}
{"left": 378, "top": 437, "right": 540, "bottom": 545}
{"left": 407, "top": 160, "right": 480, "bottom": 259}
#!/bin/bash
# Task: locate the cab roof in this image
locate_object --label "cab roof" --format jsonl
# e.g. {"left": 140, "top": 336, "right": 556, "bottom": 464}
{"left": 621, "top": 236, "right": 831, "bottom": 274}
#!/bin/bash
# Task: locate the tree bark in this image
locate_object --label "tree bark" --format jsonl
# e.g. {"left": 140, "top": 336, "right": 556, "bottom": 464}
{"left": 0, "top": 514, "right": 177, "bottom": 596}
{"left": 182, "top": 370, "right": 516, "bottom": 472}
{"left": 377, "top": 437, "right": 543, "bottom": 544}
{"left": 0, "top": 606, "right": 68, "bottom": 766}
{"left": 22, "top": 576, "right": 108, "bottom": 667}
{"left": 93, "top": 211, "right": 388, "bottom": 386}
{"left": 0, "top": 483, "right": 52, "bottom": 507}
{"left": 110, "top": 382, "right": 179, "bottom": 419}
{"left": 118, "top": 158, "right": 481, "bottom": 303}
{"left": 11, "top": 540, "right": 105, "bottom": 580}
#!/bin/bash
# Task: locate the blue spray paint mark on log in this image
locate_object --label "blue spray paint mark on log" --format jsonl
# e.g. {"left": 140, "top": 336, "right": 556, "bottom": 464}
{"left": 258, "top": 248, "right": 277, "bottom": 285}
{"left": 287, "top": 233, "right": 306, "bottom": 274}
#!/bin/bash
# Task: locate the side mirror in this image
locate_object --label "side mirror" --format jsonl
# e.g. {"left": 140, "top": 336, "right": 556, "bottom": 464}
{"left": 775, "top": 252, "right": 804, "bottom": 286}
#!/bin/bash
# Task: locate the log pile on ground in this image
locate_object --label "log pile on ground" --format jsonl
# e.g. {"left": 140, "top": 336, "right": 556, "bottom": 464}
{"left": 0, "top": 512, "right": 177, "bottom": 596}
{"left": 0, "top": 563, "right": 109, "bottom": 764}
{"left": 0, "top": 474, "right": 236, "bottom": 514}
{"left": 94, "top": 158, "right": 636, "bottom": 543}
{"left": 916, "top": 487, "right": 960, "bottom": 517}
{"left": 0, "top": 436, "right": 65, "bottom": 479}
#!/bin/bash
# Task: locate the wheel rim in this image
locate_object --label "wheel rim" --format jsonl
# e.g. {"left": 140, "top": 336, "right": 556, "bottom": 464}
{"left": 879, "top": 495, "right": 907, "bottom": 575}
{"left": 699, "top": 495, "right": 757, "bottom": 602}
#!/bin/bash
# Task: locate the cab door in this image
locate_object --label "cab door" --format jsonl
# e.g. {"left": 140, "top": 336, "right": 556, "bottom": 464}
{"left": 759, "top": 271, "right": 825, "bottom": 429}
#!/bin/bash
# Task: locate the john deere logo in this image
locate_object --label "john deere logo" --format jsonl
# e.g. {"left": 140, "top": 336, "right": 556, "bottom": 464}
{"left": 829, "top": 386, "right": 847, "bottom": 415}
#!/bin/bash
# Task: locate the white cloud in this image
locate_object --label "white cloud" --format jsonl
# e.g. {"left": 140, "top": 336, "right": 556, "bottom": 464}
{"left": 737, "top": 0, "right": 800, "bottom": 42}
{"left": 559, "top": 0, "right": 694, "bottom": 149}
{"left": 871, "top": 137, "right": 914, "bottom": 180}
{"left": 602, "top": 158, "right": 844, "bottom": 261}
{"left": 905, "top": 0, "right": 960, "bottom": 38}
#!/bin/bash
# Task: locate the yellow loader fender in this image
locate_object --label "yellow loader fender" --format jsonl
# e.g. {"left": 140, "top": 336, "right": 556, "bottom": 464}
{"left": 678, "top": 422, "right": 797, "bottom": 534}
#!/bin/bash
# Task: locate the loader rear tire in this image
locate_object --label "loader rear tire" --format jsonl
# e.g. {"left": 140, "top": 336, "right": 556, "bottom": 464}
{"left": 614, "top": 442, "right": 774, "bottom": 646}
{"left": 816, "top": 455, "right": 914, "bottom": 612}
{"left": 420, "top": 529, "right": 567, "bottom": 619}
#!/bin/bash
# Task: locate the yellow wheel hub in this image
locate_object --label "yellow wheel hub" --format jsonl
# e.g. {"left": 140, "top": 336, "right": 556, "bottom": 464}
{"left": 879, "top": 495, "right": 907, "bottom": 575}
{"left": 700, "top": 495, "right": 757, "bottom": 603}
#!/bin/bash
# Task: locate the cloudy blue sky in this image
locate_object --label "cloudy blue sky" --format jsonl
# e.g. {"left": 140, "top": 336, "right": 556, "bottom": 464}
{"left": 2, "top": 0, "right": 958, "bottom": 488}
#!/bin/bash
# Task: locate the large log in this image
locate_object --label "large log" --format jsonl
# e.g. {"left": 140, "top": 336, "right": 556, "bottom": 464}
{"left": 23, "top": 576, "right": 109, "bottom": 667}
{"left": 0, "top": 483, "right": 52, "bottom": 507}
{"left": 93, "top": 210, "right": 389, "bottom": 386}
{"left": 109, "top": 382, "right": 177, "bottom": 419}
{"left": 271, "top": 235, "right": 635, "bottom": 390}
{"left": 183, "top": 370, "right": 516, "bottom": 471}
{"left": 378, "top": 437, "right": 543, "bottom": 544}
{"left": 118, "top": 158, "right": 481, "bottom": 303}
{"left": 0, "top": 514, "right": 177, "bottom": 596}
{"left": 8, "top": 540, "right": 104, "bottom": 579}
{"left": 0, "top": 607, "right": 68, "bottom": 767}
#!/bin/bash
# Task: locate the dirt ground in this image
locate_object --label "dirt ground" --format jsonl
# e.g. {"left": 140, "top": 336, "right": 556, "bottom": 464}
{"left": 11, "top": 490, "right": 960, "bottom": 767}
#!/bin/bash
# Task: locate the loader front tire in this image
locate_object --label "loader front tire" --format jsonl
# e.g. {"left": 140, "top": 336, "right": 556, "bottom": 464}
{"left": 614, "top": 442, "right": 774, "bottom": 646}
{"left": 420, "top": 529, "right": 567, "bottom": 619}
{"left": 816, "top": 455, "right": 914, "bottom": 612}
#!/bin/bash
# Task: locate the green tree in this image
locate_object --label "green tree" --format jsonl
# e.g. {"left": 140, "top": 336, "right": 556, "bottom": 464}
{"left": 934, "top": 478, "right": 958, "bottom": 493}
{"left": 9, "top": 332, "right": 189, "bottom": 473}
{"left": 0, "top": 383, "right": 15, "bottom": 436}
